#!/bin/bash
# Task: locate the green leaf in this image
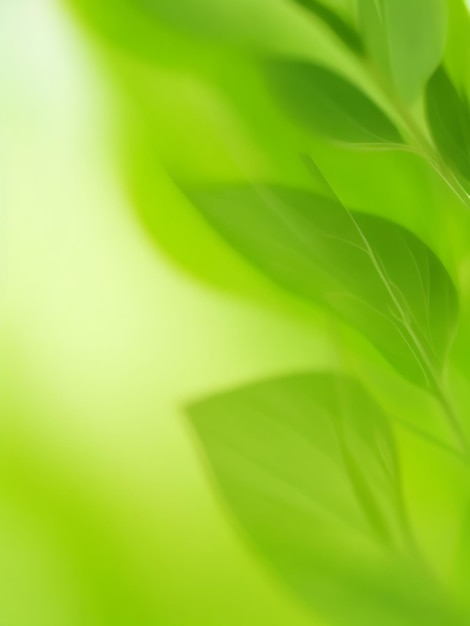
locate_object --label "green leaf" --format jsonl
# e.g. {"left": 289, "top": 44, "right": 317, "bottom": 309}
{"left": 188, "top": 372, "right": 462, "bottom": 626}
{"left": 357, "top": 0, "right": 447, "bottom": 102}
{"left": 265, "top": 61, "right": 402, "bottom": 144}
{"left": 445, "top": 0, "right": 470, "bottom": 89}
{"left": 426, "top": 67, "right": 470, "bottom": 187}
{"left": 185, "top": 182, "right": 458, "bottom": 390}
{"left": 290, "top": 0, "right": 363, "bottom": 54}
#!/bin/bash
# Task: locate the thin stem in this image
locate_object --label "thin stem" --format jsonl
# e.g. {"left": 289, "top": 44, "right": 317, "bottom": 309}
{"left": 363, "top": 60, "right": 470, "bottom": 212}
{"left": 356, "top": 63, "right": 470, "bottom": 458}
{"left": 304, "top": 153, "right": 470, "bottom": 458}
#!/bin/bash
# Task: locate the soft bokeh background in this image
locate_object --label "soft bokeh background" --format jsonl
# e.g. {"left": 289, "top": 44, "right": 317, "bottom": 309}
{"left": 3, "top": 1, "right": 470, "bottom": 624}
{"left": 0, "top": 1, "right": 332, "bottom": 624}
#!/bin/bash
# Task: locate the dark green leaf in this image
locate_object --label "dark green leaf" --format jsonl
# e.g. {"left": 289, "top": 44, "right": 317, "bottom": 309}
{"left": 188, "top": 372, "right": 462, "bottom": 626}
{"left": 426, "top": 67, "right": 470, "bottom": 186}
{"left": 290, "top": 0, "right": 363, "bottom": 54}
{"left": 265, "top": 61, "right": 402, "bottom": 143}
{"left": 185, "top": 183, "right": 458, "bottom": 389}
{"left": 357, "top": 0, "right": 447, "bottom": 102}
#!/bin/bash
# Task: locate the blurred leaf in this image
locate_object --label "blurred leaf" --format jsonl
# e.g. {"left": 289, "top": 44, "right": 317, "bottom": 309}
{"left": 188, "top": 372, "right": 463, "bottom": 626}
{"left": 265, "top": 61, "right": 402, "bottom": 144}
{"left": 426, "top": 67, "right": 470, "bottom": 187}
{"left": 290, "top": 0, "right": 363, "bottom": 54}
{"left": 185, "top": 183, "right": 458, "bottom": 389}
{"left": 445, "top": 0, "right": 470, "bottom": 89}
{"left": 357, "top": 0, "right": 447, "bottom": 102}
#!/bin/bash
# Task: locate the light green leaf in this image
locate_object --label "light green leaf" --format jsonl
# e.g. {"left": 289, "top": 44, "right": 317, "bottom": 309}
{"left": 426, "top": 67, "right": 470, "bottom": 187}
{"left": 188, "top": 372, "right": 463, "bottom": 626}
{"left": 185, "top": 183, "right": 458, "bottom": 390}
{"left": 357, "top": 0, "right": 447, "bottom": 102}
{"left": 265, "top": 61, "right": 402, "bottom": 143}
{"left": 445, "top": 0, "right": 470, "bottom": 89}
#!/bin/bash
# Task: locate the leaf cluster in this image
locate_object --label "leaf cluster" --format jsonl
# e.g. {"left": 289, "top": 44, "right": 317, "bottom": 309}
{"left": 67, "top": 0, "right": 470, "bottom": 623}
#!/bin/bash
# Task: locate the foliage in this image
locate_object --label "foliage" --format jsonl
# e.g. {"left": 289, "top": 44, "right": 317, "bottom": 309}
{"left": 66, "top": 0, "right": 470, "bottom": 623}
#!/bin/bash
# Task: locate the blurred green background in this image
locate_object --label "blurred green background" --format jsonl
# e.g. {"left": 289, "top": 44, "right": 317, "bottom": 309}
{"left": 3, "top": 1, "right": 470, "bottom": 624}
{"left": 0, "top": 2, "right": 332, "bottom": 624}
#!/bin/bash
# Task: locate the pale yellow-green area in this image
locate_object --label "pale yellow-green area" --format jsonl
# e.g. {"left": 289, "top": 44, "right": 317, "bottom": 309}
{"left": 0, "top": 2, "right": 333, "bottom": 624}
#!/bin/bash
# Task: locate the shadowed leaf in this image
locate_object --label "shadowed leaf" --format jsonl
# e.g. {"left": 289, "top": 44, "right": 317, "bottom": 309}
{"left": 265, "top": 61, "right": 402, "bottom": 144}
{"left": 188, "top": 372, "right": 463, "bottom": 626}
{"left": 290, "top": 0, "right": 363, "bottom": 54}
{"left": 426, "top": 67, "right": 470, "bottom": 187}
{"left": 185, "top": 183, "right": 458, "bottom": 390}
